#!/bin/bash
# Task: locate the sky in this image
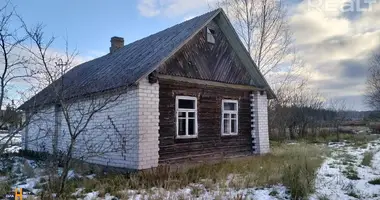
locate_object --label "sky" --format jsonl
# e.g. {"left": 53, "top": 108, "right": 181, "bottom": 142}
{"left": 6, "top": 0, "right": 380, "bottom": 111}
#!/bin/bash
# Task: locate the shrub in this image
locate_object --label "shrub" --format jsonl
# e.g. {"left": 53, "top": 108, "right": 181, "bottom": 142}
{"left": 368, "top": 178, "right": 380, "bottom": 185}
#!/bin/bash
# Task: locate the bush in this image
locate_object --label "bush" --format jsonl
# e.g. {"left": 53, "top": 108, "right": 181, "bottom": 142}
{"left": 368, "top": 178, "right": 380, "bottom": 185}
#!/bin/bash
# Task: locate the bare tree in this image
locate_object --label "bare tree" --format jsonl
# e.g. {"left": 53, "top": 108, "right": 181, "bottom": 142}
{"left": 0, "top": 2, "right": 41, "bottom": 155}
{"left": 268, "top": 77, "right": 326, "bottom": 140}
{"left": 327, "top": 99, "right": 348, "bottom": 141}
{"left": 366, "top": 52, "right": 380, "bottom": 110}
{"left": 216, "top": 0, "right": 291, "bottom": 76}
{"left": 22, "top": 25, "right": 131, "bottom": 196}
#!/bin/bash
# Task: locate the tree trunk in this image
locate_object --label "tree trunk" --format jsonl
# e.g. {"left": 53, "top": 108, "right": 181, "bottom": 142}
{"left": 58, "top": 138, "right": 75, "bottom": 196}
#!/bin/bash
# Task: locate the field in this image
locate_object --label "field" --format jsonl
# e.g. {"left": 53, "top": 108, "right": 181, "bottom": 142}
{"left": 1, "top": 133, "right": 380, "bottom": 199}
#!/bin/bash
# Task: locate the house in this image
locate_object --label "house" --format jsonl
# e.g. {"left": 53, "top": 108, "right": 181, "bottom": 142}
{"left": 19, "top": 8, "right": 274, "bottom": 170}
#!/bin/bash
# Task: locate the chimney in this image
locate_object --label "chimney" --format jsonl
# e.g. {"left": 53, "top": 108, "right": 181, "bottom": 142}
{"left": 110, "top": 36, "right": 124, "bottom": 53}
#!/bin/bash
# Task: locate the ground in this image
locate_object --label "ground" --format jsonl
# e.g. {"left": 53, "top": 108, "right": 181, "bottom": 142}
{"left": 310, "top": 140, "right": 380, "bottom": 199}
{"left": 1, "top": 134, "right": 380, "bottom": 199}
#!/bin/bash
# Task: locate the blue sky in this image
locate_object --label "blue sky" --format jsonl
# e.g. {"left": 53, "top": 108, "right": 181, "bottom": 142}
{"left": 12, "top": 0, "right": 203, "bottom": 58}
{"left": 5, "top": 0, "right": 380, "bottom": 110}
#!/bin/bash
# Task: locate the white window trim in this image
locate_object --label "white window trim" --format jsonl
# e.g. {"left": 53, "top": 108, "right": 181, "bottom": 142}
{"left": 176, "top": 96, "right": 198, "bottom": 139}
{"left": 221, "top": 99, "right": 239, "bottom": 136}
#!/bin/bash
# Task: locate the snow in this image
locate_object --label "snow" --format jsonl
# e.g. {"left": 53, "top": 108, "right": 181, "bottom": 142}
{"left": 5, "top": 136, "right": 380, "bottom": 200}
{"left": 79, "top": 185, "right": 289, "bottom": 200}
{"left": 0, "top": 133, "right": 22, "bottom": 145}
{"left": 84, "top": 191, "right": 99, "bottom": 200}
{"left": 4, "top": 145, "right": 21, "bottom": 153}
{"left": 13, "top": 177, "right": 40, "bottom": 190}
{"left": 310, "top": 139, "right": 380, "bottom": 200}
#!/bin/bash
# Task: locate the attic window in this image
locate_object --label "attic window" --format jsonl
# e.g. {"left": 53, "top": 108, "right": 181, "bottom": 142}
{"left": 206, "top": 27, "right": 215, "bottom": 44}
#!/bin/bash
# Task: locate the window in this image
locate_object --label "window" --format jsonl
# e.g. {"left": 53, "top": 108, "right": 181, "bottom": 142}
{"left": 176, "top": 96, "right": 198, "bottom": 138}
{"left": 206, "top": 27, "right": 215, "bottom": 44}
{"left": 221, "top": 100, "right": 238, "bottom": 135}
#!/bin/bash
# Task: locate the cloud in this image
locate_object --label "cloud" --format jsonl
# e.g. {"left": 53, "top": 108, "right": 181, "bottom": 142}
{"left": 287, "top": 0, "right": 380, "bottom": 110}
{"left": 138, "top": 0, "right": 161, "bottom": 17}
{"left": 135, "top": 0, "right": 379, "bottom": 110}
{"left": 137, "top": 0, "right": 217, "bottom": 18}
{"left": 0, "top": 45, "right": 92, "bottom": 107}
{"left": 290, "top": 10, "right": 350, "bottom": 45}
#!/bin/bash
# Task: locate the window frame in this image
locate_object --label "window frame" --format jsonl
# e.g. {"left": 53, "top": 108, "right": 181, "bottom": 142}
{"left": 206, "top": 27, "right": 215, "bottom": 44}
{"left": 221, "top": 99, "right": 239, "bottom": 136}
{"left": 175, "top": 96, "right": 198, "bottom": 139}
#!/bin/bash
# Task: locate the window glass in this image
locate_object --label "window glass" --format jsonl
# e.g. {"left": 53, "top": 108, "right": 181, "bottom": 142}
{"left": 224, "top": 102, "right": 236, "bottom": 111}
{"left": 221, "top": 100, "right": 238, "bottom": 135}
{"left": 231, "top": 119, "right": 237, "bottom": 133}
{"left": 176, "top": 96, "right": 197, "bottom": 138}
{"left": 224, "top": 119, "right": 229, "bottom": 133}
{"left": 178, "top": 118, "right": 186, "bottom": 136}
{"left": 179, "top": 99, "right": 195, "bottom": 109}
{"left": 188, "top": 119, "right": 195, "bottom": 135}
{"left": 178, "top": 112, "right": 186, "bottom": 118}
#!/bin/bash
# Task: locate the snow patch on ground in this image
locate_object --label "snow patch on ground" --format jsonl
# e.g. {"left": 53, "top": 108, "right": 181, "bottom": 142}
{"left": 310, "top": 139, "right": 380, "bottom": 200}
{"left": 4, "top": 145, "right": 21, "bottom": 153}
{"left": 78, "top": 185, "right": 289, "bottom": 200}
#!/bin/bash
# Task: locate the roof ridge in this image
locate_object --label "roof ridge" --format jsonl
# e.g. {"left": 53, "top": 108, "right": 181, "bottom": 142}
{"left": 116, "top": 8, "right": 221, "bottom": 55}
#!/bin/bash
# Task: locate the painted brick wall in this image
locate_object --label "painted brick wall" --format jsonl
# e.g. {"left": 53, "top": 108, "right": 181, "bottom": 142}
{"left": 59, "top": 88, "right": 140, "bottom": 169}
{"left": 25, "top": 106, "right": 55, "bottom": 153}
{"left": 250, "top": 91, "right": 270, "bottom": 154}
{"left": 136, "top": 78, "right": 159, "bottom": 169}
{"left": 23, "top": 77, "right": 160, "bottom": 169}
{"left": 24, "top": 88, "right": 141, "bottom": 169}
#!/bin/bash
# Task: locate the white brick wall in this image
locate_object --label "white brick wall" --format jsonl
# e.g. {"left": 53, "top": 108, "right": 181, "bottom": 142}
{"left": 136, "top": 78, "right": 159, "bottom": 169}
{"left": 250, "top": 91, "right": 270, "bottom": 154}
{"left": 25, "top": 106, "right": 55, "bottom": 153}
{"left": 23, "top": 77, "right": 160, "bottom": 169}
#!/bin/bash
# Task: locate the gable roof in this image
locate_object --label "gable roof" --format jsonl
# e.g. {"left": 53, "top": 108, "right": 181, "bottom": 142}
{"left": 20, "top": 8, "right": 274, "bottom": 110}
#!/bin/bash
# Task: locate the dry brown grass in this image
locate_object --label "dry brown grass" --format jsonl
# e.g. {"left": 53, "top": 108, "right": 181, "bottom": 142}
{"left": 58, "top": 142, "right": 326, "bottom": 199}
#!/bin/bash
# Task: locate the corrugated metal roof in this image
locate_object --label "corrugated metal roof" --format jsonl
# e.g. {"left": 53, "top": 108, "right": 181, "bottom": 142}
{"left": 20, "top": 9, "right": 221, "bottom": 109}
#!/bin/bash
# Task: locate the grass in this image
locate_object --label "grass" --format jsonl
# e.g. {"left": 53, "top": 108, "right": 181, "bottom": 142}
{"left": 269, "top": 190, "right": 278, "bottom": 196}
{"left": 318, "top": 195, "right": 330, "bottom": 200}
{"left": 55, "top": 142, "right": 326, "bottom": 199}
{"left": 0, "top": 182, "right": 11, "bottom": 197}
{"left": 347, "top": 191, "right": 360, "bottom": 198}
{"left": 361, "top": 151, "right": 374, "bottom": 167}
{"left": 341, "top": 153, "right": 356, "bottom": 166}
{"left": 368, "top": 178, "right": 380, "bottom": 185}
{"left": 342, "top": 166, "right": 360, "bottom": 180}
{"left": 305, "top": 133, "right": 380, "bottom": 146}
